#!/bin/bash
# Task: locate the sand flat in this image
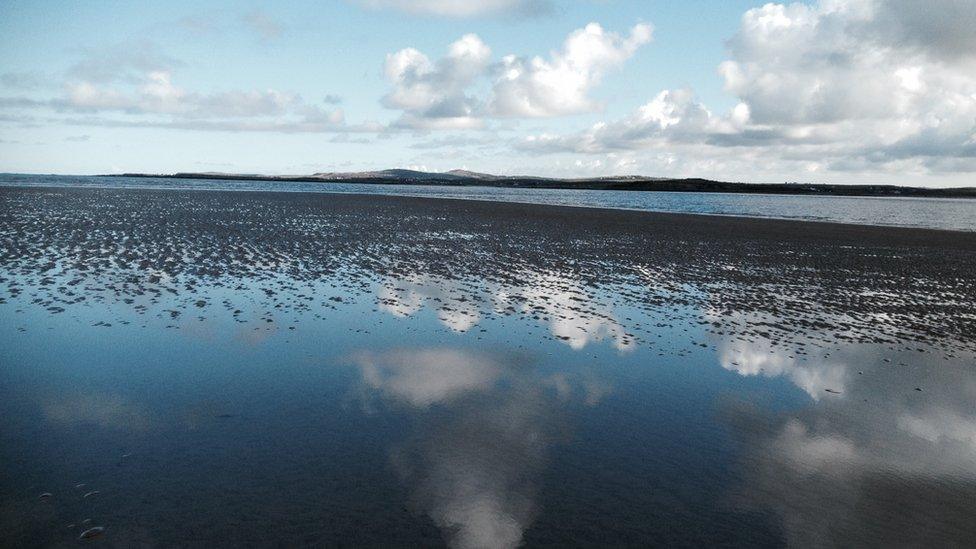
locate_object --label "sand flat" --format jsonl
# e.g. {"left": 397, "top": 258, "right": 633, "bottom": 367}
{"left": 2, "top": 185, "right": 975, "bottom": 547}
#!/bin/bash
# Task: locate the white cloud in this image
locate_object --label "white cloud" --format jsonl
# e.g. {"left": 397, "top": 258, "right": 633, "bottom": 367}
{"left": 383, "top": 34, "right": 491, "bottom": 129}
{"left": 870, "top": 0, "right": 976, "bottom": 61}
{"left": 353, "top": 0, "right": 553, "bottom": 18}
{"left": 490, "top": 22, "right": 652, "bottom": 117}
{"left": 64, "top": 69, "right": 302, "bottom": 118}
{"left": 519, "top": 88, "right": 724, "bottom": 153}
{"left": 519, "top": 0, "right": 976, "bottom": 178}
{"left": 0, "top": 40, "right": 367, "bottom": 135}
{"left": 721, "top": 1, "right": 919, "bottom": 125}
{"left": 57, "top": 70, "right": 349, "bottom": 130}
{"left": 382, "top": 22, "right": 652, "bottom": 128}
{"left": 5, "top": 0, "right": 974, "bottom": 180}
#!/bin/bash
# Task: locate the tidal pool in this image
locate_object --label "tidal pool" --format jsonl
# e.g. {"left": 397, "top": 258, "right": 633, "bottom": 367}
{"left": 1, "top": 187, "right": 974, "bottom": 547}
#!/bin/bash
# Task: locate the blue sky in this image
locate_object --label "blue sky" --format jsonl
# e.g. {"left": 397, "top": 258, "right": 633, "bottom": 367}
{"left": 1, "top": 0, "right": 975, "bottom": 186}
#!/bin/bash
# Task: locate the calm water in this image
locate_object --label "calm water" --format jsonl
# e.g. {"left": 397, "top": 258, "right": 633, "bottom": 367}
{"left": 2, "top": 172, "right": 975, "bottom": 231}
{"left": 1, "top": 186, "right": 975, "bottom": 547}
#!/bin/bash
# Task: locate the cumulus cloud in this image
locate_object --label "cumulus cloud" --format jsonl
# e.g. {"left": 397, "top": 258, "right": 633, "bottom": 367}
{"left": 519, "top": 88, "right": 726, "bottom": 154}
{"left": 353, "top": 0, "right": 553, "bottom": 18}
{"left": 870, "top": 0, "right": 976, "bottom": 61}
{"left": 716, "top": 0, "right": 976, "bottom": 127}
{"left": 382, "top": 22, "right": 652, "bottom": 128}
{"left": 383, "top": 34, "right": 492, "bottom": 129}
{"left": 5, "top": 0, "right": 973, "bottom": 180}
{"left": 520, "top": 0, "right": 976, "bottom": 178}
{"left": 491, "top": 22, "right": 652, "bottom": 117}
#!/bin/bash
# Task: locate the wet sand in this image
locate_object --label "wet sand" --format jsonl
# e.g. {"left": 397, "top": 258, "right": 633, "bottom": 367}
{"left": 3, "top": 185, "right": 976, "bottom": 547}
{"left": 2, "top": 185, "right": 974, "bottom": 356}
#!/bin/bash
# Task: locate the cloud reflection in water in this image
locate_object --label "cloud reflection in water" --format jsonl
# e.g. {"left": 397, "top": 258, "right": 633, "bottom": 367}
{"left": 349, "top": 347, "right": 595, "bottom": 549}
{"left": 720, "top": 337, "right": 976, "bottom": 546}
{"left": 377, "top": 270, "right": 634, "bottom": 350}
{"left": 43, "top": 391, "right": 151, "bottom": 431}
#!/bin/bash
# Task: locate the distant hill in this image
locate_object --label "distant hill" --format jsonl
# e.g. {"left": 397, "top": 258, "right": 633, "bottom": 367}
{"left": 110, "top": 169, "right": 976, "bottom": 199}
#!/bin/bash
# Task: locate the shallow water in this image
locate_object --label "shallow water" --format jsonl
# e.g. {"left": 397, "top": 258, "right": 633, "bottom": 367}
{"left": 1, "top": 187, "right": 975, "bottom": 547}
{"left": 3, "top": 172, "right": 976, "bottom": 232}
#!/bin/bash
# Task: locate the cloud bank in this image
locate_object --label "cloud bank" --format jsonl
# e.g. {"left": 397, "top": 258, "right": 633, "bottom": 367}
{"left": 521, "top": 0, "right": 976, "bottom": 177}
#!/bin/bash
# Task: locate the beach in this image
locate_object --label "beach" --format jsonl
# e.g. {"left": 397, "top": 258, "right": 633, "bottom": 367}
{"left": 3, "top": 186, "right": 974, "bottom": 351}
{"left": 2, "top": 185, "right": 975, "bottom": 546}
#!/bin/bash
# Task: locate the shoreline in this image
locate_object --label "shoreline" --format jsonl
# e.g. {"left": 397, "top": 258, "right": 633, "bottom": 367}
{"left": 108, "top": 171, "right": 976, "bottom": 199}
{"left": 2, "top": 182, "right": 976, "bottom": 237}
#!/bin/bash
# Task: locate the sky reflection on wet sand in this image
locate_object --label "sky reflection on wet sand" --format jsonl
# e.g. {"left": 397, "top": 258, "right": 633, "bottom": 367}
{"left": 2, "top": 186, "right": 975, "bottom": 547}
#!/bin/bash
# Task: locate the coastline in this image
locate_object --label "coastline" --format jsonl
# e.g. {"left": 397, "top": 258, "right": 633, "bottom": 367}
{"left": 105, "top": 171, "right": 976, "bottom": 199}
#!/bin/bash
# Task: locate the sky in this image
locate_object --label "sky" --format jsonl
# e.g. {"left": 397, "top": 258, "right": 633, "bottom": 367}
{"left": 0, "top": 0, "right": 975, "bottom": 186}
